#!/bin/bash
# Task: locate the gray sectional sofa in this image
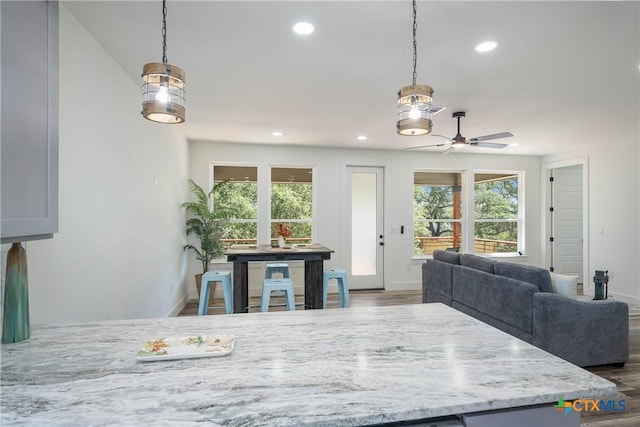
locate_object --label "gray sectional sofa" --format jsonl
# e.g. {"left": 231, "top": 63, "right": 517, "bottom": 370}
{"left": 423, "top": 250, "right": 629, "bottom": 367}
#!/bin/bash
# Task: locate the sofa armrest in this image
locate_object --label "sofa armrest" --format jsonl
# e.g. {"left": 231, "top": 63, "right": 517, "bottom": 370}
{"left": 422, "top": 260, "right": 454, "bottom": 304}
{"left": 533, "top": 293, "right": 628, "bottom": 367}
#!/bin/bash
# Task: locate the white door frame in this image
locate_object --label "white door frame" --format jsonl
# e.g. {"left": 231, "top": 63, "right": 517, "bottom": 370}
{"left": 541, "top": 156, "right": 590, "bottom": 292}
{"left": 345, "top": 165, "right": 385, "bottom": 290}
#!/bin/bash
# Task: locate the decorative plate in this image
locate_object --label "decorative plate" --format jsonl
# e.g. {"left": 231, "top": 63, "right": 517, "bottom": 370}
{"left": 135, "top": 334, "right": 235, "bottom": 362}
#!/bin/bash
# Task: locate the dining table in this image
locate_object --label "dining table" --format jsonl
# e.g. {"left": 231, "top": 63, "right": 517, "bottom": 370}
{"left": 225, "top": 244, "right": 334, "bottom": 313}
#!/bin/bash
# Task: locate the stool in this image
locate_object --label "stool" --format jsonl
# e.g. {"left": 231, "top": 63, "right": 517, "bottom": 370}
{"left": 261, "top": 278, "right": 296, "bottom": 312}
{"left": 323, "top": 269, "right": 350, "bottom": 308}
{"left": 265, "top": 263, "right": 290, "bottom": 279}
{"left": 199, "top": 271, "right": 233, "bottom": 315}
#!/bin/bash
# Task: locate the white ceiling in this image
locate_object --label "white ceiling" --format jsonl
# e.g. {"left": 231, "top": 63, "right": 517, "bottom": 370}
{"left": 64, "top": 1, "right": 640, "bottom": 156}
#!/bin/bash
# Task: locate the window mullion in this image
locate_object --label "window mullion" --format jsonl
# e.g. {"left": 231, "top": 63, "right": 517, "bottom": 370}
{"left": 258, "top": 165, "right": 271, "bottom": 245}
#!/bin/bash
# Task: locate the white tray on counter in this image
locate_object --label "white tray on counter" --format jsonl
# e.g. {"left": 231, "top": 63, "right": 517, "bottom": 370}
{"left": 135, "top": 334, "right": 235, "bottom": 362}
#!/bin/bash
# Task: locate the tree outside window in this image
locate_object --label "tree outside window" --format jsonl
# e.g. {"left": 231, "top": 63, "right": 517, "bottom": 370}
{"left": 212, "top": 166, "right": 258, "bottom": 248}
{"left": 474, "top": 173, "right": 519, "bottom": 253}
{"left": 271, "top": 167, "right": 312, "bottom": 245}
{"left": 414, "top": 171, "right": 462, "bottom": 256}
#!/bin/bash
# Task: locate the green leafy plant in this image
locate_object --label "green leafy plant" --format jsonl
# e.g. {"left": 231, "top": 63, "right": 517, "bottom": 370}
{"left": 182, "top": 179, "right": 228, "bottom": 274}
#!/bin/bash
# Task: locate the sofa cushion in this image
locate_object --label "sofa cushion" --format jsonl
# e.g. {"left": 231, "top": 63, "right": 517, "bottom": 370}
{"left": 550, "top": 272, "right": 579, "bottom": 299}
{"left": 453, "top": 266, "right": 537, "bottom": 334}
{"left": 460, "top": 254, "right": 496, "bottom": 273}
{"left": 433, "top": 250, "right": 461, "bottom": 265}
{"left": 494, "top": 262, "right": 554, "bottom": 293}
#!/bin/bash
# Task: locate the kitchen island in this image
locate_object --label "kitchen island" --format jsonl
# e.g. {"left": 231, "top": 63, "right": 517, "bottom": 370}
{"left": 1, "top": 303, "right": 615, "bottom": 426}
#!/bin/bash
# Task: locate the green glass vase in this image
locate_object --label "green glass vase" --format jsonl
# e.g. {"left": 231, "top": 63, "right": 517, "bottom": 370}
{"left": 2, "top": 242, "right": 30, "bottom": 343}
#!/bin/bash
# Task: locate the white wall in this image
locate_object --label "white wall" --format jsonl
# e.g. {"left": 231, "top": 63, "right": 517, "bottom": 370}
{"left": 187, "top": 140, "right": 543, "bottom": 296}
{"left": 0, "top": 6, "right": 191, "bottom": 324}
{"left": 543, "top": 152, "right": 640, "bottom": 305}
{"left": 543, "top": 135, "right": 640, "bottom": 305}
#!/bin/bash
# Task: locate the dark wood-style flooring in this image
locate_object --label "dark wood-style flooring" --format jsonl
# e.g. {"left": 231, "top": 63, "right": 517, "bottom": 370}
{"left": 179, "top": 290, "right": 640, "bottom": 426}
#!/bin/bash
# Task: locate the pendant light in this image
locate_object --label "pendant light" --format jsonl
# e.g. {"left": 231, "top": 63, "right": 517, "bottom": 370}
{"left": 396, "top": 0, "right": 442, "bottom": 136}
{"left": 141, "top": 0, "right": 186, "bottom": 124}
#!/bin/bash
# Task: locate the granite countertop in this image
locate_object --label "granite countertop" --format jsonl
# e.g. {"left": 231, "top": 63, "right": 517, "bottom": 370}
{"left": 0, "top": 303, "right": 616, "bottom": 426}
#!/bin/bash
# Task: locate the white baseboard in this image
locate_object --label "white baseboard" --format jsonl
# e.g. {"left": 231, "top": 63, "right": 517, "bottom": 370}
{"left": 166, "top": 292, "right": 191, "bottom": 317}
{"left": 609, "top": 291, "right": 640, "bottom": 308}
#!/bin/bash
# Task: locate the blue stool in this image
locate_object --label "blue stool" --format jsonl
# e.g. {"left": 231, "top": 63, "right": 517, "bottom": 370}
{"left": 323, "top": 269, "right": 350, "bottom": 308}
{"left": 261, "top": 278, "right": 296, "bottom": 312}
{"left": 265, "top": 263, "right": 290, "bottom": 279}
{"left": 199, "top": 271, "right": 233, "bottom": 315}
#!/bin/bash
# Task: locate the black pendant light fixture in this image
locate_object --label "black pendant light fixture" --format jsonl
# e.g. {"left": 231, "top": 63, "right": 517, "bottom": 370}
{"left": 141, "top": 0, "right": 186, "bottom": 124}
{"left": 396, "top": 0, "right": 443, "bottom": 136}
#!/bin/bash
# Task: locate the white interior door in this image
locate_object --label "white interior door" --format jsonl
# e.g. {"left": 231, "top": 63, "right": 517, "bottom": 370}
{"left": 347, "top": 166, "right": 384, "bottom": 289}
{"left": 551, "top": 165, "right": 584, "bottom": 283}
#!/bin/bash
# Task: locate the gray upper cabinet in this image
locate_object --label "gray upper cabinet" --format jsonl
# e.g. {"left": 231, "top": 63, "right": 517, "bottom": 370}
{"left": 1, "top": 1, "right": 59, "bottom": 244}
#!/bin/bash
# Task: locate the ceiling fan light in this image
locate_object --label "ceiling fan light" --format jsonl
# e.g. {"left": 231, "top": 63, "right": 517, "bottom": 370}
{"left": 142, "top": 62, "right": 186, "bottom": 124}
{"left": 451, "top": 140, "right": 466, "bottom": 148}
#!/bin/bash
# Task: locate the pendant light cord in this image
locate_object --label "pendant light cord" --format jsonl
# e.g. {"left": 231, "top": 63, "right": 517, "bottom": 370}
{"left": 161, "top": 0, "right": 168, "bottom": 64}
{"left": 412, "top": 0, "right": 418, "bottom": 86}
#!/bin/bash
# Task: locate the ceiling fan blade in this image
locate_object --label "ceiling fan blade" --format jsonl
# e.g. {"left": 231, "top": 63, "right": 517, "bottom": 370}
{"left": 441, "top": 146, "right": 457, "bottom": 155}
{"left": 404, "top": 135, "right": 453, "bottom": 150}
{"left": 469, "top": 132, "right": 513, "bottom": 142}
{"left": 471, "top": 141, "right": 509, "bottom": 149}
{"left": 404, "top": 141, "right": 451, "bottom": 150}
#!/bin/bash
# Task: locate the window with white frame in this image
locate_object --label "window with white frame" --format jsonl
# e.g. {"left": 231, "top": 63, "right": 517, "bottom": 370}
{"left": 212, "top": 165, "right": 258, "bottom": 248}
{"left": 270, "top": 167, "right": 313, "bottom": 245}
{"left": 413, "top": 171, "right": 463, "bottom": 256}
{"left": 473, "top": 172, "right": 520, "bottom": 254}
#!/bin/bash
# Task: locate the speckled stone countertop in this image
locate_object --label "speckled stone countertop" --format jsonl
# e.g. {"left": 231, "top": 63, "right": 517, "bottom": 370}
{"left": 1, "top": 303, "right": 615, "bottom": 426}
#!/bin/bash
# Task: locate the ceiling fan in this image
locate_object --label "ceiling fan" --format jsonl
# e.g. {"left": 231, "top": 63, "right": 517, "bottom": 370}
{"left": 405, "top": 111, "right": 513, "bottom": 154}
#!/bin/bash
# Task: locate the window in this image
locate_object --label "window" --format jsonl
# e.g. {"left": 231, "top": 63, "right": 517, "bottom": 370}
{"left": 212, "top": 165, "right": 258, "bottom": 248}
{"left": 474, "top": 173, "right": 519, "bottom": 254}
{"left": 414, "top": 171, "right": 463, "bottom": 256}
{"left": 270, "top": 167, "right": 313, "bottom": 245}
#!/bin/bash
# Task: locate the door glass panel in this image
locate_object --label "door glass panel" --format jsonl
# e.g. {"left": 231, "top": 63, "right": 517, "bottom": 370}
{"left": 351, "top": 172, "right": 377, "bottom": 275}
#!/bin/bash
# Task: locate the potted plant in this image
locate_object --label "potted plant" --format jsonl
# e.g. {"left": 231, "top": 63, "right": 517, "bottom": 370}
{"left": 182, "top": 179, "right": 228, "bottom": 305}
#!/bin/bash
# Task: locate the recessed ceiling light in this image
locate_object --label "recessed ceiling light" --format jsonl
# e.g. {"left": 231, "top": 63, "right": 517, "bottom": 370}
{"left": 475, "top": 41, "right": 498, "bottom": 52}
{"left": 272, "top": 131, "right": 283, "bottom": 137}
{"left": 293, "top": 22, "right": 314, "bottom": 35}
{"left": 357, "top": 135, "right": 367, "bottom": 141}
{"left": 509, "top": 143, "right": 519, "bottom": 147}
